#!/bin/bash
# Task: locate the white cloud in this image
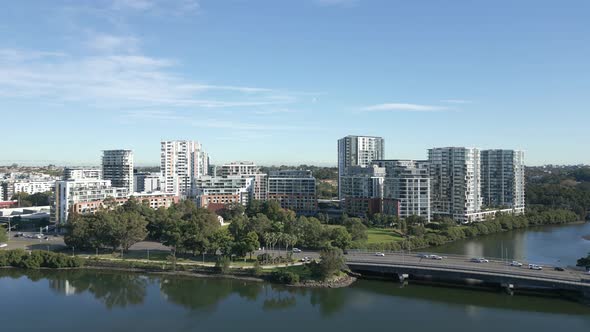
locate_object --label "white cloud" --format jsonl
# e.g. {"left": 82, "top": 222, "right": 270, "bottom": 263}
{"left": 0, "top": 47, "right": 294, "bottom": 109}
{"left": 86, "top": 33, "right": 140, "bottom": 53}
{"left": 110, "top": 0, "right": 200, "bottom": 14}
{"left": 361, "top": 103, "right": 448, "bottom": 112}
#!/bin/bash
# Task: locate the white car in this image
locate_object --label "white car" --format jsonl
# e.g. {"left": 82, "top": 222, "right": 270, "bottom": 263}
{"left": 471, "top": 258, "right": 489, "bottom": 263}
{"left": 529, "top": 264, "right": 543, "bottom": 270}
{"left": 510, "top": 261, "right": 523, "bottom": 267}
{"left": 375, "top": 252, "right": 385, "bottom": 257}
{"left": 0, "top": 243, "right": 7, "bottom": 249}
{"left": 430, "top": 255, "right": 443, "bottom": 260}
{"left": 292, "top": 248, "right": 302, "bottom": 253}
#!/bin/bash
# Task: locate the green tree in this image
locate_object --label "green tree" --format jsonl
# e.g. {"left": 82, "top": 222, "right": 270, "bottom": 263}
{"left": 315, "top": 248, "right": 345, "bottom": 280}
{"left": 577, "top": 253, "right": 590, "bottom": 269}
{"left": 0, "top": 225, "right": 8, "bottom": 243}
{"left": 111, "top": 211, "right": 148, "bottom": 252}
{"left": 330, "top": 227, "right": 352, "bottom": 250}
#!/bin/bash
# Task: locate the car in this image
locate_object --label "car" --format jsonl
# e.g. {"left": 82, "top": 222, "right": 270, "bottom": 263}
{"left": 510, "top": 261, "right": 523, "bottom": 267}
{"left": 375, "top": 252, "right": 385, "bottom": 257}
{"left": 418, "top": 254, "right": 432, "bottom": 258}
{"left": 554, "top": 267, "right": 565, "bottom": 271}
{"left": 529, "top": 264, "right": 543, "bottom": 270}
{"left": 292, "top": 248, "right": 302, "bottom": 253}
{"left": 430, "top": 255, "right": 443, "bottom": 260}
{"left": 0, "top": 243, "right": 7, "bottom": 248}
{"left": 471, "top": 258, "right": 489, "bottom": 263}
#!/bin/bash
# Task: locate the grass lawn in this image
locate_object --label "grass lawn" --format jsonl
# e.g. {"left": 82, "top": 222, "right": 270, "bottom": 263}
{"left": 367, "top": 228, "right": 404, "bottom": 244}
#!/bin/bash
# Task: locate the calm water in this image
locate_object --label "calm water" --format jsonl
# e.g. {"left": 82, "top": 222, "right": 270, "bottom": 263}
{"left": 430, "top": 222, "right": 590, "bottom": 266}
{"left": 1, "top": 222, "right": 589, "bottom": 331}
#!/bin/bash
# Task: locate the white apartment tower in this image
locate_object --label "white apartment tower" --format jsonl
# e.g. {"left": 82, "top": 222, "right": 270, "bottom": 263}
{"left": 373, "top": 160, "right": 431, "bottom": 222}
{"left": 338, "top": 135, "right": 384, "bottom": 199}
{"left": 428, "top": 147, "right": 482, "bottom": 223}
{"left": 102, "top": 150, "right": 134, "bottom": 193}
{"left": 161, "top": 140, "right": 209, "bottom": 198}
{"left": 481, "top": 150, "right": 525, "bottom": 213}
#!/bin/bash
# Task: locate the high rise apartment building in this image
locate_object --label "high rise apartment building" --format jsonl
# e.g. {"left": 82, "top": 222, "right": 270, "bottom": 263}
{"left": 428, "top": 147, "right": 482, "bottom": 223}
{"left": 160, "top": 140, "right": 209, "bottom": 198}
{"left": 481, "top": 150, "right": 525, "bottom": 213}
{"left": 102, "top": 150, "right": 134, "bottom": 193}
{"left": 338, "top": 136, "right": 384, "bottom": 199}
{"left": 373, "top": 160, "right": 431, "bottom": 222}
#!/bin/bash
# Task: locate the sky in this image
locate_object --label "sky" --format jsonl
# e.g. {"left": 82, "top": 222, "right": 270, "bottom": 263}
{"left": 1, "top": 0, "right": 589, "bottom": 166}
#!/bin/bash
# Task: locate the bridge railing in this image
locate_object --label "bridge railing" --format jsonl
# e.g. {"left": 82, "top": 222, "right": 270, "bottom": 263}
{"left": 344, "top": 249, "right": 562, "bottom": 268}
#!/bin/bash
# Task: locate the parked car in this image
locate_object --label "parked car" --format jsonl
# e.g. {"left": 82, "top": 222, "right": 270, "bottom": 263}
{"left": 375, "top": 252, "right": 385, "bottom": 257}
{"left": 471, "top": 258, "right": 489, "bottom": 263}
{"left": 292, "top": 248, "right": 302, "bottom": 253}
{"left": 510, "top": 261, "right": 523, "bottom": 267}
{"left": 554, "top": 267, "right": 565, "bottom": 272}
{"left": 529, "top": 264, "right": 543, "bottom": 270}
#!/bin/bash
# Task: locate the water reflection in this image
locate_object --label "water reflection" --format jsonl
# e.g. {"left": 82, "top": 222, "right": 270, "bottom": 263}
{"left": 1, "top": 265, "right": 590, "bottom": 317}
{"left": 48, "top": 270, "right": 148, "bottom": 309}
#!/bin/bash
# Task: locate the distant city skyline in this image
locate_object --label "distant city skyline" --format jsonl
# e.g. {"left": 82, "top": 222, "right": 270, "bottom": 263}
{"left": 2, "top": 1, "right": 589, "bottom": 166}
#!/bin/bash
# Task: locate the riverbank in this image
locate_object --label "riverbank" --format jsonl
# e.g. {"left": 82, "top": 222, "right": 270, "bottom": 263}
{"left": 358, "top": 213, "right": 585, "bottom": 252}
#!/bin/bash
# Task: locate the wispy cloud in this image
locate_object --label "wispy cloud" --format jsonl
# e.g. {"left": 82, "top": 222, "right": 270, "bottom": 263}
{"left": 441, "top": 99, "right": 472, "bottom": 104}
{"left": 191, "top": 119, "right": 317, "bottom": 131}
{"left": 0, "top": 46, "right": 295, "bottom": 109}
{"left": 86, "top": 33, "right": 140, "bottom": 53}
{"left": 361, "top": 103, "right": 448, "bottom": 112}
{"left": 111, "top": 0, "right": 200, "bottom": 14}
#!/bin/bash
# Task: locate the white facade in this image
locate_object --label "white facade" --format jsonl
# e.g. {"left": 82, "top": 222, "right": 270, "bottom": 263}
{"left": 161, "top": 140, "right": 209, "bottom": 198}
{"left": 11, "top": 180, "right": 56, "bottom": 196}
{"left": 54, "top": 179, "right": 129, "bottom": 225}
{"left": 102, "top": 150, "right": 134, "bottom": 193}
{"left": 216, "top": 161, "right": 260, "bottom": 177}
{"left": 338, "top": 135, "right": 384, "bottom": 199}
{"left": 429, "top": 147, "right": 482, "bottom": 223}
{"left": 64, "top": 167, "right": 102, "bottom": 180}
{"left": 194, "top": 175, "right": 254, "bottom": 206}
{"left": 134, "top": 172, "right": 161, "bottom": 193}
{"left": 481, "top": 150, "right": 525, "bottom": 213}
{"left": 374, "top": 160, "right": 431, "bottom": 222}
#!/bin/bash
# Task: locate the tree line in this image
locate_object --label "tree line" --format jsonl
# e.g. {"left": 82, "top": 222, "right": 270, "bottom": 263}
{"left": 63, "top": 199, "right": 362, "bottom": 261}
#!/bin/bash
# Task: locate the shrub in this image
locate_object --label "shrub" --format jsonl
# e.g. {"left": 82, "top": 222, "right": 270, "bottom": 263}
{"left": 215, "top": 256, "right": 231, "bottom": 274}
{"left": 270, "top": 270, "right": 300, "bottom": 284}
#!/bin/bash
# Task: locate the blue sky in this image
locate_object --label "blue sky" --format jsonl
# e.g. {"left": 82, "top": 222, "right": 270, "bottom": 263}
{"left": 1, "top": 0, "right": 589, "bottom": 166}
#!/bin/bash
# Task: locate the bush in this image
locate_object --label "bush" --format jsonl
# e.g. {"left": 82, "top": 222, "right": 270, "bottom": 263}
{"left": 252, "top": 260, "right": 263, "bottom": 277}
{"left": 270, "top": 270, "right": 300, "bottom": 284}
{"left": 215, "top": 256, "right": 231, "bottom": 274}
{"left": 0, "top": 250, "right": 84, "bottom": 269}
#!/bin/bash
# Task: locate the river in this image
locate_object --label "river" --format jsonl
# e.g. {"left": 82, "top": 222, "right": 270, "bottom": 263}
{"left": 0, "top": 222, "right": 589, "bottom": 331}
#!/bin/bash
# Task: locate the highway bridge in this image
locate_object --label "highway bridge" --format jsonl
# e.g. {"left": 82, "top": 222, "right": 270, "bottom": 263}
{"left": 345, "top": 251, "right": 590, "bottom": 298}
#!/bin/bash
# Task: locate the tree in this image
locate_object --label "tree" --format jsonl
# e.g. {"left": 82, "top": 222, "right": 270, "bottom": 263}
{"left": 210, "top": 228, "right": 233, "bottom": 256}
{"left": 315, "top": 248, "right": 345, "bottom": 280}
{"left": 330, "top": 227, "right": 352, "bottom": 250}
{"left": 218, "top": 202, "right": 245, "bottom": 221}
{"left": 577, "top": 253, "right": 590, "bottom": 269}
{"left": 0, "top": 225, "right": 7, "bottom": 243}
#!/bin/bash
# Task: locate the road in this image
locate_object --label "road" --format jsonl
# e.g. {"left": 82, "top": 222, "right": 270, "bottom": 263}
{"left": 345, "top": 251, "right": 590, "bottom": 284}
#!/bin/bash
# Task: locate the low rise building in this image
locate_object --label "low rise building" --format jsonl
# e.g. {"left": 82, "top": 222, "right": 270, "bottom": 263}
{"left": 54, "top": 179, "right": 129, "bottom": 225}
{"left": 63, "top": 167, "right": 102, "bottom": 180}
{"left": 133, "top": 172, "right": 162, "bottom": 193}
{"left": 267, "top": 170, "right": 317, "bottom": 215}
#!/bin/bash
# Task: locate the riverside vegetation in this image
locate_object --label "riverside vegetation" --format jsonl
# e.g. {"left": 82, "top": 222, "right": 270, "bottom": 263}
{"left": 2, "top": 165, "right": 588, "bottom": 284}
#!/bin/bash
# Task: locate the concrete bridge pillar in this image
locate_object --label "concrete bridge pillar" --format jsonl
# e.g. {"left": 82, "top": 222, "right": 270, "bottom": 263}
{"left": 501, "top": 283, "right": 514, "bottom": 296}
{"left": 398, "top": 273, "right": 409, "bottom": 283}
